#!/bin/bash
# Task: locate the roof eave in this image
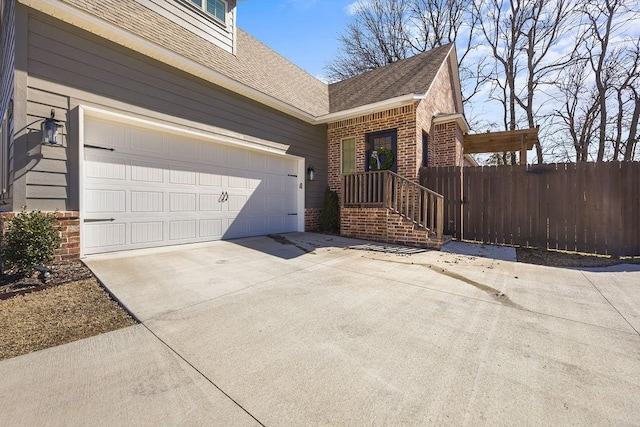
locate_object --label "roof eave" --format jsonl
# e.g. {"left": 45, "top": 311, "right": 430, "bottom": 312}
{"left": 432, "top": 112, "right": 470, "bottom": 133}
{"left": 19, "top": 0, "right": 322, "bottom": 124}
{"left": 318, "top": 93, "right": 426, "bottom": 124}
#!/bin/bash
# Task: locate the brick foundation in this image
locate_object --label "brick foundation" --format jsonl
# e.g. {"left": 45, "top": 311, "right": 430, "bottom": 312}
{"left": 340, "top": 207, "right": 444, "bottom": 249}
{"left": 305, "top": 208, "right": 322, "bottom": 232}
{"left": 0, "top": 211, "right": 81, "bottom": 262}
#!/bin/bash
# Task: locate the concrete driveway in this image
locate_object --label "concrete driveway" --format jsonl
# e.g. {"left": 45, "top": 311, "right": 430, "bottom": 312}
{"left": 1, "top": 233, "right": 639, "bottom": 426}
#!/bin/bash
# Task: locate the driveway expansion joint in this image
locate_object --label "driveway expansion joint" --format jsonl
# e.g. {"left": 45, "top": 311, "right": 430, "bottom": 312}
{"left": 141, "top": 323, "right": 265, "bottom": 426}
{"left": 581, "top": 271, "right": 640, "bottom": 337}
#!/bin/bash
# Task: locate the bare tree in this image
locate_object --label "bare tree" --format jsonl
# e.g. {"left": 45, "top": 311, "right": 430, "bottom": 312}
{"left": 474, "top": 0, "right": 572, "bottom": 164}
{"left": 325, "top": 0, "right": 413, "bottom": 81}
{"left": 409, "top": 0, "right": 487, "bottom": 103}
{"left": 553, "top": 0, "right": 640, "bottom": 162}
{"left": 553, "top": 59, "right": 600, "bottom": 161}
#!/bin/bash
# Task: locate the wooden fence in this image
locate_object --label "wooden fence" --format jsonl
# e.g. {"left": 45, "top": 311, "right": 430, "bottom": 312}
{"left": 421, "top": 162, "right": 640, "bottom": 256}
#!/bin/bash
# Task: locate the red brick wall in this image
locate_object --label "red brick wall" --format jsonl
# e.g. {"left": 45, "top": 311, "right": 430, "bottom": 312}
{"left": 327, "top": 105, "right": 418, "bottom": 195}
{"left": 305, "top": 208, "right": 322, "bottom": 232}
{"left": 340, "top": 207, "right": 443, "bottom": 249}
{"left": 0, "top": 211, "right": 80, "bottom": 262}
{"left": 328, "top": 57, "right": 464, "bottom": 198}
{"left": 431, "top": 122, "right": 464, "bottom": 167}
{"left": 415, "top": 58, "right": 464, "bottom": 169}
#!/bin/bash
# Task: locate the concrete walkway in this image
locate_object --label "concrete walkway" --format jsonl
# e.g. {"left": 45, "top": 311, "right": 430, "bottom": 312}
{"left": 1, "top": 233, "right": 639, "bottom": 426}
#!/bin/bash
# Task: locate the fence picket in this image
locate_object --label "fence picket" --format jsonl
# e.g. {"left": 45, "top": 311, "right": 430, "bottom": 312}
{"left": 419, "top": 162, "right": 639, "bottom": 256}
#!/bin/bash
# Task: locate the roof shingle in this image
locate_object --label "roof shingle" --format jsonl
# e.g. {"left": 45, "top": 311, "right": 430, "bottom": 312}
{"left": 54, "top": 0, "right": 453, "bottom": 118}
{"left": 328, "top": 44, "right": 453, "bottom": 113}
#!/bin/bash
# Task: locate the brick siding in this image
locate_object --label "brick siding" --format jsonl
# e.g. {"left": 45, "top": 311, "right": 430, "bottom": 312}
{"left": 340, "top": 207, "right": 444, "bottom": 249}
{"left": 305, "top": 208, "right": 322, "bottom": 232}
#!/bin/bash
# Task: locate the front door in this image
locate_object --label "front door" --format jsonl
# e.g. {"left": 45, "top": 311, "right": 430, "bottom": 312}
{"left": 366, "top": 129, "right": 397, "bottom": 172}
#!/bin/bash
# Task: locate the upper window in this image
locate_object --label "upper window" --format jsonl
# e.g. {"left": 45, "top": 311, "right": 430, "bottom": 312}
{"left": 190, "top": 0, "right": 226, "bottom": 23}
{"left": 341, "top": 137, "right": 356, "bottom": 174}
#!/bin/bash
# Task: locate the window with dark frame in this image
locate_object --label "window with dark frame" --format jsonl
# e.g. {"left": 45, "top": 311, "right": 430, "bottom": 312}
{"left": 422, "top": 131, "right": 428, "bottom": 167}
{"left": 366, "top": 129, "right": 397, "bottom": 172}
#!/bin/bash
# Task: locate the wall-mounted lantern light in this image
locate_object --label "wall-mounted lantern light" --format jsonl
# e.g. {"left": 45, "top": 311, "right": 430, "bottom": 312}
{"left": 42, "top": 109, "right": 63, "bottom": 145}
{"left": 307, "top": 165, "right": 315, "bottom": 181}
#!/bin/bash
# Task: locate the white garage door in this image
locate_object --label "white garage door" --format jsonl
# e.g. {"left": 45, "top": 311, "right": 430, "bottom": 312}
{"left": 82, "top": 117, "right": 300, "bottom": 255}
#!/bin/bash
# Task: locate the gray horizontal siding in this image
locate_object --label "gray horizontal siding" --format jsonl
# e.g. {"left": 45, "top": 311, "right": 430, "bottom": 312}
{"left": 1, "top": 0, "right": 15, "bottom": 205}
{"left": 137, "top": 0, "right": 235, "bottom": 54}
{"left": 24, "top": 9, "right": 327, "bottom": 211}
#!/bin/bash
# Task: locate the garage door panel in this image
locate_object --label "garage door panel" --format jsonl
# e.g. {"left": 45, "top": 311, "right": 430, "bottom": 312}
{"left": 199, "top": 170, "right": 223, "bottom": 187}
{"left": 131, "top": 222, "right": 163, "bottom": 244}
{"left": 85, "top": 189, "right": 126, "bottom": 213}
{"left": 85, "top": 119, "right": 127, "bottom": 149}
{"left": 169, "top": 193, "right": 197, "bottom": 212}
{"left": 83, "top": 117, "right": 300, "bottom": 255}
{"left": 199, "top": 143, "right": 222, "bottom": 165}
{"left": 199, "top": 193, "right": 223, "bottom": 211}
{"left": 227, "top": 147, "right": 248, "bottom": 170}
{"left": 169, "top": 135, "right": 198, "bottom": 160}
{"left": 169, "top": 169, "right": 197, "bottom": 185}
{"left": 85, "top": 223, "right": 126, "bottom": 248}
{"left": 200, "top": 219, "right": 223, "bottom": 238}
{"left": 130, "top": 127, "right": 163, "bottom": 154}
{"left": 86, "top": 155, "right": 126, "bottom": 180}
{"left": 131, "top": 160, "right": 164, "bottom": 183}
{"left": 169, "top": 220, "right": 197, "bottom": 240}
{"left": 131, "top": 191, "right": 163, "bottom": 212}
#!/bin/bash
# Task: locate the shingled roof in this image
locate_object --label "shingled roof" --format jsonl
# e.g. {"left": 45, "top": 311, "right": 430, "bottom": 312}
{"left": 328, "top": 43, "right": 454, "bottom": 113}
{"left": 56, "top": 0, "right": 330, "bottom": 117}
{"left": 45, "top": 0, "right": 454, "bottom": 120}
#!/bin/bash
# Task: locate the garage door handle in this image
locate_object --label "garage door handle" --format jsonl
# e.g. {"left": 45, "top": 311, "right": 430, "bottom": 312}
{"left": 219, "top": 192, "right": 229, "bottom": 202}
{"left": 84, "top": 144, "right": 115, "bottom": 151}
{"left": 84, "top": 218, "right": 115, "bottom": 222}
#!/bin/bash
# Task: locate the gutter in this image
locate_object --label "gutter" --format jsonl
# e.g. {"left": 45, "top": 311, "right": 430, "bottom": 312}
{"left": 315, "top": 94, "right": 426, "bottom": 124}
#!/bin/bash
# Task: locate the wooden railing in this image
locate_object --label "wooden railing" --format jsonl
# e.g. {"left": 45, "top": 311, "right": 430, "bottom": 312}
{"left": 342, "top": 171, "right": 444, "bottom": 240}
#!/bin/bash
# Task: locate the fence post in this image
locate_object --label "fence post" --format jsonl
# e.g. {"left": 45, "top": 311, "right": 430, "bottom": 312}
{"left": 437, "top": 196, "right": 444, "bottom": 241}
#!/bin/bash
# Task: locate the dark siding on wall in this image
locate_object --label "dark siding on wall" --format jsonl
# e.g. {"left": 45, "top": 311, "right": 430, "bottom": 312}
{"left": 23, "top": 8, "right": 327, "bottom": 210}
{"left": 1, "top": 0, "right": 15, "bottom": 204}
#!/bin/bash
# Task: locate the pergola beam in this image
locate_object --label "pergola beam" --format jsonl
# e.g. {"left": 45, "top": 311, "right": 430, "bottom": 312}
{"left": 463, "top": 128, "right": 538, "bottom": 165}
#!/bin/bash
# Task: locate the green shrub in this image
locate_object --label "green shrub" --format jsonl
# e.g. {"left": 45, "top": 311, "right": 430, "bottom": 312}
{"left": 321, "top": 187, "right": 340, "bottom": 233}
{"left": 2, "top": 208, "right": 62, "bottom": 275}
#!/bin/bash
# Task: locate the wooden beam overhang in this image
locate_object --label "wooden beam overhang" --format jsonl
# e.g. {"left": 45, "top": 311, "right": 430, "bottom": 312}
{"left": 463, "top": 128, "right": 538, "bottom": 165}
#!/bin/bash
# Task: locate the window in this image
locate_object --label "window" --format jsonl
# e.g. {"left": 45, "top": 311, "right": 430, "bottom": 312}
{"left": 189, "top": 0, "right": 226, "bottom": 23}
{"left": 341, "top": 137, "right": 356, "bottom": 174}
{"left": 422, "top": 132, "right": 428, "bottom": 167}
{"left": 366, "top": 129, "right": 397, "bottom": 172}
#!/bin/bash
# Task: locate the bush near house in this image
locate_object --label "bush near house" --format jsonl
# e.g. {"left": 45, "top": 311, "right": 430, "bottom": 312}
{"left": 321, "top": 187, "right": 340, "bottom": 233}
{"left": 2, "top": 208, "right": 62, "bottom": 275}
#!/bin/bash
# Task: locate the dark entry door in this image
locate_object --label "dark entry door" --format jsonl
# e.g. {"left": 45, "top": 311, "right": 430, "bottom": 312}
{"left": 366, "top": 129, "right": 397, "bottom": 172}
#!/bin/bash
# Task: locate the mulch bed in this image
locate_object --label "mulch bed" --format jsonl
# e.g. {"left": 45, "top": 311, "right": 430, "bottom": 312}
{"left": 0, "top": 261, "right": 136, "bottom": 361}
{"left": 516, "top": 247, "right": 640, "bottom": 268}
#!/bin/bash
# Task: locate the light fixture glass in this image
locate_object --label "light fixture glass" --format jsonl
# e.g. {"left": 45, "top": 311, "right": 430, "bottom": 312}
{"left": 41, "top": 109, "right": 62, "bottom": 145}
{"left": 307, "top": 165, "right": 315, "bottom": 181}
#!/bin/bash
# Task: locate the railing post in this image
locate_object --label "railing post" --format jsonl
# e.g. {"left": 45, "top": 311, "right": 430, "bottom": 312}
{"left": 436, "top": 195, "right": 444, "bottom": 240}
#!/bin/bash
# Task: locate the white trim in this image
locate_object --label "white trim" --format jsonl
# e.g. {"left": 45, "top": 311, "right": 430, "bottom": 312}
{"left": 297, "top": 159, "right": 305, "bottom": 232}
{"left": 77, "top": 106, "right": 86, "bottom": 258}
{"left": 180, "top": 0, "right": 227, "bottom": 26}
{"left": 316, "top": 94, "right": 425, "bottom": 123}
{"left": 78, "top": 105, "right": 306, "bottom": 254}
{"left": 81, "top": 105, "right": 293, "bottom": 157}
{"left": 432, "top": 112, "right": 470, "bottom": 133}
